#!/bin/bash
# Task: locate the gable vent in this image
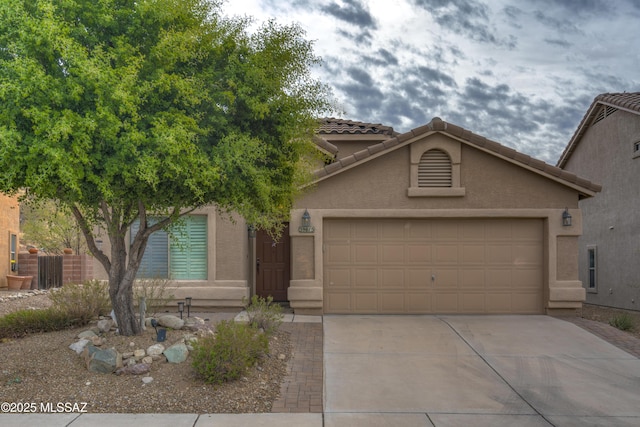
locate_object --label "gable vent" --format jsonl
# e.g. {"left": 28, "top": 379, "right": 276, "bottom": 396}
{"left": 418, "top": 149, "right": 452, "bottom": 187}
{"left": 593, "top": 105, "right": 619, "bottom": 125}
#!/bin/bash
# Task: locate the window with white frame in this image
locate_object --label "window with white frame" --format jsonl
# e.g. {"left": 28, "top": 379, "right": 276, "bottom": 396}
{"left": 587, "top": 245, "right": 597, "bottom": 292}
{"left": 132, "top": 215, "right": 207, "bottom": 280}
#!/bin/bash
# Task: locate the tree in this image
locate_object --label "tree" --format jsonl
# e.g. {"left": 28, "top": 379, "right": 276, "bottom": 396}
{"left": 0, "top": 0, "right": 333, "bottom": 335}
{"left": 21, "top": 199, "right": 88, "bottom": 255}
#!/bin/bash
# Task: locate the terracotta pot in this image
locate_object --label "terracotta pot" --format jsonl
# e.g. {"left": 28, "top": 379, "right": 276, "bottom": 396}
{"left": 63, "top": 248, "right": 73, "bottom": 254}
{"left": 28, "top": 247, "right": 38, "bottom": 254}
{"left": 20, "top": 276, "right": 33, "bottom": 290}
{"left": 6, "top": 275, "right": 23, "bottom": 291}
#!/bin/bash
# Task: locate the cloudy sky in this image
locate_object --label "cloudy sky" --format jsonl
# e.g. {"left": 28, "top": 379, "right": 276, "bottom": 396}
{"left": 223, "top": 0, "right": 640, "bottom": 164}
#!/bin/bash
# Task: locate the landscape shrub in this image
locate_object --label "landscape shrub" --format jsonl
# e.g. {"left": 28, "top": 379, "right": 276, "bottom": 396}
{"left": 48, "top": 280, "right": 111, "bottom": 324}
{"left": 243, "top": 295, "right": 283, "bottom": 336}
{"left": 133, "top": 277, "right": 174, "bottom": 316}
{"left": 191, "top": 320, "right": 269, "bottom": 384}
{"left": 609, "top": 313, "right": 634, "bottom": 331}
{"left": 0, "top": 308, "right": 81, "bottom": 339}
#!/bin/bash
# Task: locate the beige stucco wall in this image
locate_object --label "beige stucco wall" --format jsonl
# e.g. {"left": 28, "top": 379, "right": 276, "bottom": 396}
{"left": 289, "top": 132, "right": 585, "bottom": 314}
{"left": 0, "top": 193, "right": 20, "bottom": 288}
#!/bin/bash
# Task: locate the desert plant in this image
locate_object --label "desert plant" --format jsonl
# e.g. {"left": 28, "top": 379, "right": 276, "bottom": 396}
{"left": 0, "top": 308, "right": 81, "bottom": 339}
{"left": 609, "top": 313, "right": 635, "bottom": 331}
{"left": 48, "top": 280, "right": 111, "bottom": 324}
{"left": 191, "top": 320, "right": 269, "bottom": 384}
{"left": 133, "top": 277, "right": 175, "bottom": 316}
{"left": 243, "top": 295, "right": 284, "bottom": 336}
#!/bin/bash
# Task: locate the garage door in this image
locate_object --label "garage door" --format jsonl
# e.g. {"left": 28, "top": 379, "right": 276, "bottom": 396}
{"left": 323, "top": 218, "right": 543, "bottom": 314}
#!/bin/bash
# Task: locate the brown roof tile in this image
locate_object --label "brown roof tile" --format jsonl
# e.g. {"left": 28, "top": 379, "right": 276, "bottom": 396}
{"left": 557, "top": 92, "right": 640, "bottom": 167}
{"left": 313, "top": 117, "right": 601, "bottom": 196}
{"left": 318, "top": 118, "right": 397, "bottom": 136}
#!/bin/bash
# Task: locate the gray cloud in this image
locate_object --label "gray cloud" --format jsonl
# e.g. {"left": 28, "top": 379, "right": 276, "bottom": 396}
{"left": 320, "top": 0, "right": 378, "bottom": 29}
{"left": 411, "top": 0, "right": 515, "bottom": 47}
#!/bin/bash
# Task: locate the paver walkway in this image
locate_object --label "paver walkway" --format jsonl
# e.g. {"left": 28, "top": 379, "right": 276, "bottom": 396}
{"left": 271, "top": 322, "right": 323, "bottom": 413}
{"left": 563, "top": 316, "right": 640, "bottom": 358}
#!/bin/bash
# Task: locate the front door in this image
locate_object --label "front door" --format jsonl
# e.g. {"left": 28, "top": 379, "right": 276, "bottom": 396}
{"left": 255, "top": 223, "right": 290, "bottom": 302}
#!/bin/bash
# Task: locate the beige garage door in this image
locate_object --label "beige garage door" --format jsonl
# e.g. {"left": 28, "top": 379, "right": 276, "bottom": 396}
{"left": 323, "top": 218, "right": 543, "bottom": 314}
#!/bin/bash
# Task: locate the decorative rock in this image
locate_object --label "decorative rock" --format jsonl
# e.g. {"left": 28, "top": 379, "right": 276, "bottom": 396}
{"left": 69, "top": 339, "right": 90, "bottom": 355}
{"left": 142, "top": 376, "right": 153, "bottom": 384}
{"left": 126, "top": 357, "right": 137, "bottom": 367}
{"left": 133, "top": 349, "right": 146, "bottom": 359}
{"left": 141, "top": 356, "right": 153, "bottom": 364}
{"left": 88, "top": 348, "right": 119, "bottom": 374}
{"left": 77, "top": 330, "right": 98, "bottom": 339}
{"left": 96, "top": 319, "right": 113, "bottom": 333}
{"left": 157, "top": 315, "right": 185, "bottom": 330}
{"left": 278, "top": 353, "right": 286, "bottom": 360}
{"left": 146, "top": 344, "right": 165, "bottom": 356}
{"left": 91, "top": 336, "right": 105, "bottom": 346}
{"left": 163, "top": 342, "right": 188, "bottom": 364}
{"left": 82, "top": 344, "right": 100, "bottom": 366}
{"left": 115, "top": 363, "right": 151, "bottom": 376}
{"left": 122, "top": 352, "right": 134, "bottom": 359}
{"left": 183, "top": 317, "right": 205, "bottom": 331}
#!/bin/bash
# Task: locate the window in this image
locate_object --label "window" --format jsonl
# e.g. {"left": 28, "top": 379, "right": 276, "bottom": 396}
{"left": 10, "top": 233, "right": 17, "bottom": 272}
{"left": 633, "top": 140, "right": 640, "bottom": 159}
{"left": 587, "top": 246, "right": 597, "bottom": 292}
{"left": 132, "top": 215, "right": 207, "bottom": 280}
{"left": 418, "top": 149, "right": 452, "bottom": 187}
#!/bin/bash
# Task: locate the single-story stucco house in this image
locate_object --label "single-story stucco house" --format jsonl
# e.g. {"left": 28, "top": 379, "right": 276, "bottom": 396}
{"left": 95, "top": 117, "right": 601, "bottom": 316}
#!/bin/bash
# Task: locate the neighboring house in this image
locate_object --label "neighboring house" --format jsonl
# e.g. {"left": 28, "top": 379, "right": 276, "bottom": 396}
{"left": 0, "top": 192, "right": 20, "bottom": 289}
{"left": 96, "top": 117, "right": 600, "bottom": 316}
{"left": 557, "top": 92, "right": 640, "bottom": 311}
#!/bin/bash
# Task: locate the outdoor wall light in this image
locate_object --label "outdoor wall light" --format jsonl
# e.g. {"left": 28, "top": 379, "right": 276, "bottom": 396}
{"left": 248, "top": 224, "right": 256, "bottom": 238}
{"left": 562, "top": 208, "right": 572, "bottom": 227}
{"left": 185, "top": 297, "right": 192, "bottom": 318}
{"left": 177, "top": 301, "right": 185, "bottom": 319}
{"left": 298, "top": 209, "right": 315, "bottom": 233}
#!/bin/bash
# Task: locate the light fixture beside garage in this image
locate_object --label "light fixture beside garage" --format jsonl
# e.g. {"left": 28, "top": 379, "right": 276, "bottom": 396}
{"left": 562, "top": 208, "right": 572, "bottom": 227}
{"left": 299, "top": 209, "right": 315, "bottom": 233}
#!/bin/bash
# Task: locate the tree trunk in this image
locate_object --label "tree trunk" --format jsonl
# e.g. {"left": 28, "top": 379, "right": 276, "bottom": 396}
{"left": 109, "top": 274, "right": 140, "bottom": 336}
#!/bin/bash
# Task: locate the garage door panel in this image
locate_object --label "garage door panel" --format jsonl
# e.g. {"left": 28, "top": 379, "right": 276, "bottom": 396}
{"left": 462, "top": 244, "right": 485, "bottom": 263}
{"left": 354, "top": 268, "right": 377, "bottom": 288}
{"left": 380, "top": 269, "right": 404, "bottom": 288}
{"left": 435, "top": 244, "right": 459, "bottom": 263}
{"left": 407, "top": 244, "right": 432, "bottom": 263}
{"left": 325, "top": 292, "right": 352, "bottom": 312}
{"left": 379, "top": 293, "right": 406, "bottom": 312}
{"left": 406, "top": 292, "right": 431, "bottom": 311}
{"left": 381, "top": 244, "right": 405, "bottom": 263}
{"left": 406, "top": 269, "right": 431, "bottom": 288}
{"left": 326, "top": 243, "right": 351, "bottom": 263}
{"left": 460, "top": 269, "right": 486, "bottom": 288}
{"left": 324, "top": 218, "right": 543, "bottom": 314}
{"left": 354, "top": 293, "right": 378, "bottom": 311}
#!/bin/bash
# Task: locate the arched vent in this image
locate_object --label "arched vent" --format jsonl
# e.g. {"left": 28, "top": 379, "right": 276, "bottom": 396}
{"left": 418, "top": 149, "right": 452, "bottom": 187}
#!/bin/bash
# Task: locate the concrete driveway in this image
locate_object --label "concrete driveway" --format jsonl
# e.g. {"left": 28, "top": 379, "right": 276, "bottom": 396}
{"left": 323, "top": 315, "right": 640, "bottom": 427}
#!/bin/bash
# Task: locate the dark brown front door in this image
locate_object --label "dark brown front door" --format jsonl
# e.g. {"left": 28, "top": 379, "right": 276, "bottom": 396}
{"left": 255, "top": 223, "right": 290, "bottom": 302}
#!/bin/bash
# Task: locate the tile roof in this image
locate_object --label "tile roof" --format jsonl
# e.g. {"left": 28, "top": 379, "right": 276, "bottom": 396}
{"left": 312, "top": 117, "right": 601, "bottom": 196}
{"left": 557, "top": 92, "right": 640, "bottom": 168}
{"left": 318, "top": 118, "right": 398, "bottom": 136}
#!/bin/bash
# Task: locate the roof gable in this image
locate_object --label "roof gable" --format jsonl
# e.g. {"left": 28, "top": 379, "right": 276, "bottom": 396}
{"left": 312, "top": 117, "right": 601, "bottom": 197}
{"left": 557, "top": 92, "right": 640, "bottom": 168}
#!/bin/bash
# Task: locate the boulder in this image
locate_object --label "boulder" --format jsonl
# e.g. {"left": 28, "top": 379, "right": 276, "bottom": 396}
{"left": 77, "top": 330, "right": 97, "bottom": 339}
{"left": 157, "top": 315, "right": 185, "bottom": 330}
{"left": 96, "top": 319, "right": 113, "bottom": 333}
{"left": 69, "top": 339, "right": 90, "bottom": 355}
{"left": 88, "top": 348, "right": 119, "bottom": 374}
{"left": 133, "top": 349, "right": 146, "bottom": 359}
{"left": 146, "top": 343, "right": 165, "bottom": 356}
{"left": 163, "top": 342, "right": 188, "bottom": 364}
{"left": 115, "top": 363, "right": 151, "bottom": 376}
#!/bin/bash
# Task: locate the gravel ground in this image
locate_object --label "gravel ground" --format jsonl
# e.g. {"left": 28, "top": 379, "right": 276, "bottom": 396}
{"left": 579, "top": 303, "right": 640, "bottom": 340}
{"left": 0, "top": 291, "right": 291, "bottom": 413}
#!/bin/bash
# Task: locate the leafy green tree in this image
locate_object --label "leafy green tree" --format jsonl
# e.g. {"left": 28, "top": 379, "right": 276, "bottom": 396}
{"left": 0, "top": 0, "right": 332, "bottom": 335}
